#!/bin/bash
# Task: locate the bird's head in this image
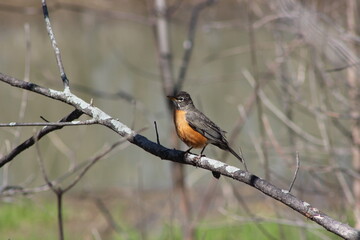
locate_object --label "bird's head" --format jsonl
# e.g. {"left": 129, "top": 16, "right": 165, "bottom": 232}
{"left": 167, "top": 91, "right": 194, "bottom": 109}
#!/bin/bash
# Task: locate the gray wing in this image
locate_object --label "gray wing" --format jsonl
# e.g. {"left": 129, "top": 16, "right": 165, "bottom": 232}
{"left": 186, "top": 109, "right": 227, "bottom": 144}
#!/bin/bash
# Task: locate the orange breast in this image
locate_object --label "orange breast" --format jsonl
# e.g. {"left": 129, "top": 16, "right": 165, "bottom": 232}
{"left": 174, "top": 110, "right": 208, "bottom": 148}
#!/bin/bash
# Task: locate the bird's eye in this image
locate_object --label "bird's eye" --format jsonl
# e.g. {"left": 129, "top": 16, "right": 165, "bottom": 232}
{"left": 178, "top": 97, "right": 184, "bottom": 101}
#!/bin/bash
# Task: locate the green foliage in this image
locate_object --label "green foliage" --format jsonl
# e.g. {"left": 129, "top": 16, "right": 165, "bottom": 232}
{"left": 0, "top": 199, "right": 339, "bottom": 240}
{"left": 0, "top": 198, "right": 58, "bottom": 240}
{"left": 157, "top": 224, "right": 182, "bottom": 240}
{"left": 196, "top": 223, "right": 336, "bottom": 240}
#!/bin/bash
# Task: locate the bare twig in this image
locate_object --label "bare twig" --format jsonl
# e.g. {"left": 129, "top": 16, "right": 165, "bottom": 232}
{"left": 310, "top": 56, "right": 356, "bottom": 205}
{"left": 4, "top": 22, "right": 32, "bottom": 195}
{"left": 136, "top": 163, "right": 147, "bottom": 239}
{"left": 246, "top": 0, "right": 269, "bottom": 181}
{"left": 166, "top": 0, "right": 185, "bottom": 18}
{"left": 42, "top": 0, "right": 69, "bottom": 90}
{"left": 219, "top": 208, "right": 325, "bottom": 229}
{"left": 288, "top": 152, "right": 300, "bottom": 193}
{"left": 14, "top": 23, "right": 31, "bottom": 144}
{"left": 1, "top": 137, "right": 134, "bottom": 197}
{"left": 0, "top": 109, "right": 83, "bottom": 168}
{"left": 54, "top": 2, "right": 151, "bottom": 26}
{"left": 63, "top": 139, "right": 127, "bottom": 193}
{"left": 154, "top": 121, "right": 160, "bottom": 144}
{"left": 309, "top": 69, "right": 330, "bottom": 150}
{"left": 0, "top": 2, "right": 152, "bottom": 25}
{"left": 175, "top": 0, "right": 216, "bottom": 92}
{"left": 231, "top": 184, "right": 277, "bottom": 240}
{"left": 35, "top": 133, "right": 128, "bottom": 240}
{"left": 243, "top": 69, "right": 324, "bottom": 146}
{"left": 0, "top": 119, "right": 97, "bottom": 127}
{"left": 154, "top": 0, "right": 174, "bottom": 97}
{"left": 40, "top": 116, "right": 50, "bottom": 122}
{"left": 326, "top": 61, "right": 360, "bottom": 72}
{"left": 35, "top": 133, "right": 64, "bottom": 240}
{"left": 276, "top": 0, "right": 360, "bottom": 71}
{"left": 94, "top": 198, "right": 128, "bottom": 238}
{"left": 262, "top": 115, "right": 292, "bottom": 164}
{"left": 35, "top": 136, "right": 53, "bottom": 189}
{"left": 193, "top": 179, "right": 219, "bottom": 223}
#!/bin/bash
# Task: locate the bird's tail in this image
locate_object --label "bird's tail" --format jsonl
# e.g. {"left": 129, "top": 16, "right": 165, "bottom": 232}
{"left": 228, "top": 146, "right": 248, "bottom": 171}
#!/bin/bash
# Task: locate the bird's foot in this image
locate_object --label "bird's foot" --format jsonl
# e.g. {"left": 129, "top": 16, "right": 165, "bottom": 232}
{"left": 194, "top": 154, "right": 206, "bottom": 161}
{"left": 184, "top": 150, "right": 195, "bottom": 158}
{"left": 185, "top": 151, "right": 195, "bottom": 156}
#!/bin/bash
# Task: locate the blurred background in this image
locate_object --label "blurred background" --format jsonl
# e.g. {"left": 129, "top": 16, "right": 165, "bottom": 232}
{"left": 0, "top": 0, "right": 359, "bottom": 239}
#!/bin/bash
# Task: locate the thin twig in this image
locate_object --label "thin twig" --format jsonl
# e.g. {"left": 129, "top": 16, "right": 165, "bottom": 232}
{"left": 35, "top": 136, "right": 128, "bottom": 240}
{"left": 94, "top": 198, "right": 128, "bottom": 238}
{"left": 243, "top": 69, "right": 324, "bottom": 146}
{"left": 35, "top": 132, "right": 64, "bottom": 240}
{"left": 42, "top": 0, "right": 69, "bottom": 90}
{"left": 0, "top": 3, "right": 152, "bottom": 25}
{"left": 154, "top": 0, "right": 174, "bottom": 97}
{"left": 63, "top": 139, "right": 127, "bottom": 192}
{"left": 262, "top": 114, "right": 292, "bottom": 164}
{"left": 35, "top": 135, "right": 54, "bottom": 189}
{"left": 246, "top": 0, "right": 269, "bottom": 181}
{"left": 288, "top": 152, "right": 300, "bottom": 193}
{"left": 311, "top": 56, "right": 356, "bottom": 204}
{"left": 0, "top": 110, "right": 83, "bottom": 168}
{"left": 0, "top": 119, "right": 97, "bottom": 127}
{"left": 326, "top": 61, "right": 360, "bottom": 72}
{"left": 56, "top": 191, "right": 64, "bottom": 240}
{"left": 219, "top": 208, "right": 324, "bottom": 229}
{"left": 154, "top": 121, "right": 160, "bottom": 144}
{"left": 175, "top": 0, "right": 216, "bottom": 92}
{"left": 40, "top": 116, "right": 50, "bottom": 122}
{"left": 4, "top": 22, "right": 32, "bottom": 195}
{"left": 14, "top": 23, "right": 31, "bottom": 144}
{"left": 1, "top": 135, "right": 136, "bottom": 197}
{"left": 231, "top": 183, "right": 277, "bottom": 240}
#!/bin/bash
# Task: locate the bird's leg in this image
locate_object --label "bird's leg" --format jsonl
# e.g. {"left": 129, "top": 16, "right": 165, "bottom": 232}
{"left": 194, "top": 145, "right": 207, "bottom": 161}
{"left": 200, "top": 145, "right": 207, "bottom": 157}
{"left": 185, "top": 147, "right": 193, "bottom": 153}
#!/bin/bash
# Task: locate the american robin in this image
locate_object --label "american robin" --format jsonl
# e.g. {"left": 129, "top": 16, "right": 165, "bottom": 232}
{"left": 167, "top": 91, "right": 247, "bottom": 178}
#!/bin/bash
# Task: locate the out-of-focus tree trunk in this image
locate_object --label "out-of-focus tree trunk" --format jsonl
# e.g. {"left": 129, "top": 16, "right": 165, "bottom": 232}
{"left": 154, "top": 0, "right": 193, "bottom": 239}
{"left": 346, "top": 0, "right": 360, "bottom": 229}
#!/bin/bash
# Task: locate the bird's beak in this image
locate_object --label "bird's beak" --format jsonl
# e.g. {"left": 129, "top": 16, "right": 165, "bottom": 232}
{"left": 167, "top": 96, "right": 176, "bottom": 101}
